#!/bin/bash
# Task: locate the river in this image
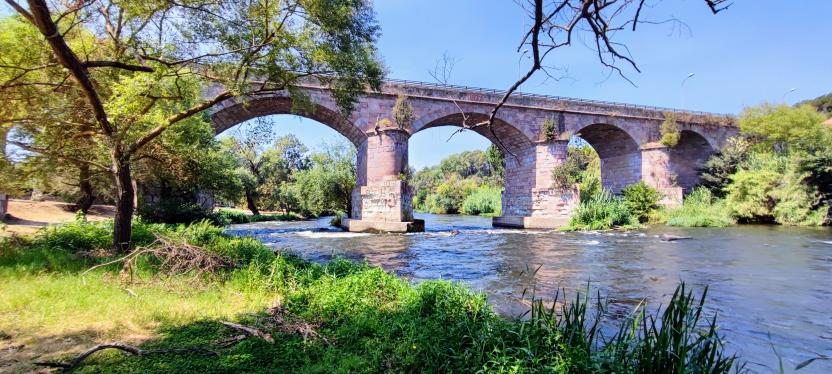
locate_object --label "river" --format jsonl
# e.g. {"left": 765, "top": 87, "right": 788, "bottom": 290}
{"left": 226, "top": 213, "right": 832, "bottom": 373}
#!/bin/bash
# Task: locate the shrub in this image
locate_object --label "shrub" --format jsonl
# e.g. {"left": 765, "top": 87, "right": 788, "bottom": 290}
{"left": 461, "top": 186, "right": 502, "bottom": 216}
{"left": 552, "top": 146, "right": 598, "bottom": 190}
{"left": 424, "top": 176, "right": 478, "bottom": 214}
{"left": 698, "top": 136, "right": 752, "bottom": 197}
{"left": 138, "top": 200, "right": 214, "bottom": 225}
{"left": 660, "top": 112, "right": 680, "bottom": 147}
{"left": 621, "top": 181, "right": 661, "bottom": 222}
{"left": 724, "top": 154, "right": 784, "bottom": 222}
{"left": 565, "top": 191, "right": 638, "bottom": 231}
{"left": 663, "top": 188, "right": 736, "bottom": 227}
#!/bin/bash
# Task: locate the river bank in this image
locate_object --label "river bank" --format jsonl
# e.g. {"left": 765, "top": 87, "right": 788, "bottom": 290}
{"left": 228, "top": 213, "right": 832, "bottom": 372}
{"left": 0, "top": 219, "right": 741, "bottom": 372}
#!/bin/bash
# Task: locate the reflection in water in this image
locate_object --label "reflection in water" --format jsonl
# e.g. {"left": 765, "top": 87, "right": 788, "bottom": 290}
{"left": 227, "top": 213, "right": 832, "bottom": 373}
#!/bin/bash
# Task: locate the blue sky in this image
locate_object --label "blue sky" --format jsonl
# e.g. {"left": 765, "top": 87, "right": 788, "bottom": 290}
{"left": 246, "top": 0, "right": 832, "bottom": 169}
{"left": 4, "top": 2, "right": 830, "bottom": 169}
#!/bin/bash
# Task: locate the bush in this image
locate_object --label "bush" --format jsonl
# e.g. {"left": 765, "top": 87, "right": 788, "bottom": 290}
{"left": 565, "top": 191, "right": 638, "bottom": 231}
{"left": 724, "top": 154, "right": 784, "bottom": 222}
{"left": 423, "top": 176, "right": 478, "bottom": 214}
{"left": 622, "top": 181, "right": 661, "bottom": 223}
{"left": 461, "top": 186, "right": 502, "bottom": 216}
{"left": 660, "top": 112, "right": 681, "bottom": 147}
{"left": 552, "top": 146, "right": 598, "bottom": 190}
{"left": 138, "top": 200, "right": 214, "bottom": 225}
{"left": 698, "top": 136, "right": 752, "bottom": 197}
{"left": 662, "top": 188, "right": 736, "bottom": 227}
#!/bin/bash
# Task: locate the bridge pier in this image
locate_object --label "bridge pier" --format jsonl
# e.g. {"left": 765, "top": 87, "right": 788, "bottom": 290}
{"left": 341, "top": 128, "right": 424, "bottom": 232}
{"left": 640, "top": 144, "right": 684, "bottom": 205}
{"left": 493, "top": 140, "right": 580, "bottom": 229}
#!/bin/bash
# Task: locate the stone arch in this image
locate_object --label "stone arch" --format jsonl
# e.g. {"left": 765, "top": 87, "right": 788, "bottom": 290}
{"left": 668, "top": 130, "right": 715, "bottom": 193}
{"left": 411, "top": 111, "right": 534, "bottom": 155}
{"left": 209, "top": 93, "right": 367, "bottom": 147}
{"left": 575, "top": 123, "right": 642, "bottom": 193}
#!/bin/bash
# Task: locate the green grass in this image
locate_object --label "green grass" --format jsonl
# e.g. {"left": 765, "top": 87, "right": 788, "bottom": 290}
{"left": 563, "top": 191, "right": 640, "bottom": 231}
{"left": 0, "top": 220, "right": 741, "bottom": 373}
{"left": 657, "top": 188, "right": 736, "bottom": 227}
{"left": 213, "top": 209, "right": 302, "bottom": 225}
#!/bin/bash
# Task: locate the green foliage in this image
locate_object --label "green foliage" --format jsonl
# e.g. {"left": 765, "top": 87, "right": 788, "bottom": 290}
{"left": 552, "top": 145, "right": 599, "bottom": 190}
{"left": 660, "top": 112, "right": 681, "bottom": 147}
{"left": 724, "top": 154, "right": 784, "bottom": 222}
{"left": 542, "top": 118, "right": 556, "bottom": 141}
{"left": 289, "top": 141, "right": 356, "bottom": 217}
{"left": 213, "top": 209, "right": 301, "bottom": 225}
{"left": 661, "top": 188, "right": 736, "bottom": 227}
{"left": 797, "top": 92, "right": 832, "bottom": 116}
{"left": 699, "top": 137, "right": 752, "bottom": 197}
{"left": 0, "top": 223, "right": 740, "bottom": 372}
{"left": 738, "top": 104, "right": 828, "bottom": 153}
{"left": 461, "top": 186, "right": 502, "bottom": 216}
{"left": 621, "top": 181, "right": 661, "bottom": 223}
{"left": 138, "top": 200, "right": 215, "bottom": 225}
{"left": 413, "top": 150, "right": 502, "bottom": 214}
{"left": 392, "top": 94, "right": 415, "bottom": 130}
{"left": 423, "top": 175, "right": 479, "bottom": 214}
{"left": 565, "top": 191, "right": 638, "bottom": 231}
{"left": 485, "top": 144, "right": 505, "bottom": 180}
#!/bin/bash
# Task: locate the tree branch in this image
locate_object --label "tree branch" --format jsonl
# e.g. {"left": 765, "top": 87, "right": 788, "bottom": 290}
{"left": 127, "top": 91, "right": 232, "bottom": 155}
{"left": 25, "top": 0, "right": 114, "bottom": 137}
{"left": 84, "top": 60, "right": 154, "bottom": 72}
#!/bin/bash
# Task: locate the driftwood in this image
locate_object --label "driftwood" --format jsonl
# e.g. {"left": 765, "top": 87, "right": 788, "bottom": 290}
{"left": 32, "top": 321, "right": 275, "bottom": 371}
{"left": 82, "top": 234, "right": 235, "bottom": 282}
{"left": 219, "top": 321, "right": 274, "bottom": 343}
{"left": 33, "top": 343, "right": 217, "bottom": 370}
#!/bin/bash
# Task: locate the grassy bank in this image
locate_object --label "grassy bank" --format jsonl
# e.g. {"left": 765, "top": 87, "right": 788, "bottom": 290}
{"left": 0, "top": 220, "right": 740, "bottom": 372}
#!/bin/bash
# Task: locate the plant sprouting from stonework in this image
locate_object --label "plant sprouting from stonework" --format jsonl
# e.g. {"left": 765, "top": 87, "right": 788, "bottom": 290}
{"left": 392, "top": 94, "right": 415, "bottom": 131}
{"left": 542, "top": 118, "right": 556, "bottom": 141}
{"left": 660, "top": 112, "right": 681, "bottom": 147}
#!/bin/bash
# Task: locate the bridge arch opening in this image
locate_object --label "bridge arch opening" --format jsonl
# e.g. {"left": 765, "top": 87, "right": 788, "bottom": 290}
{"left": 574, "top": 123, "right": 642, "bottom": 193}
{"left": 211, "top": 101, "right": 362, "bottom": 217}
{"left": 408, "top": 124, "right": 505, "bottom": 219}
{"left": 668, "top": 130, "right": 715, "bottom": 193}
{"left": 210, "top": 95, "right": 367, "bottom": 147}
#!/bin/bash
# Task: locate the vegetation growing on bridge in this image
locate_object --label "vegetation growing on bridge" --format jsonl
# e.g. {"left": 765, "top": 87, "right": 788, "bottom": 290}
{"left": 0, "top": 218, "right": 741, "bottom": 373}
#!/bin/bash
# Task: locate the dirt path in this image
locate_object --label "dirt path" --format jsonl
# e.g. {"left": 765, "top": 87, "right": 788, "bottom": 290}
{"left": 2, "top": 200, "right": 115, "bottom": 237}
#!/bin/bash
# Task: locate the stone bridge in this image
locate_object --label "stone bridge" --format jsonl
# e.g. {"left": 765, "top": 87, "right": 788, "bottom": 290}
{"left": 208, "top": 79, "right": 736, "bottom": 232}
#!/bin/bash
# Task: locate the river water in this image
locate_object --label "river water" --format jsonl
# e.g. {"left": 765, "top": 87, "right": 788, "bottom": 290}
{"left": 226, "top": 213, "right": 832, "bottom": 373}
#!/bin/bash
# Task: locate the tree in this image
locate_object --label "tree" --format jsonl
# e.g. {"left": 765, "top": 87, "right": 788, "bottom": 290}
{"left": 738, "top": 104, "right": 828, "bottom": 153}
{"left": 798, "top": 93, "right": 832, "bottom": 116}
{"left": 698, "top": 136, "right": 752, "bottom": 197}
{"left": 1, "top": 0, "right": 383, "bottom": 251}
{"left": 485, "top": 144, "right": 505, "bottom": 181}
{"left": 291, "top": 141, "right": 355, "bottom": 216}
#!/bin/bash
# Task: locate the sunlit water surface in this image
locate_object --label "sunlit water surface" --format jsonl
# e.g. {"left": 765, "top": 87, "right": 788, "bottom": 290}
{"left": 227, "top": 213, "right": 832, "bottom": 373}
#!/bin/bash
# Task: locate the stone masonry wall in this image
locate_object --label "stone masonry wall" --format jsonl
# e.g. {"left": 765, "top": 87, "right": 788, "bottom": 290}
{"left": 352, "top": 181, "right": 413, "bottom": 222}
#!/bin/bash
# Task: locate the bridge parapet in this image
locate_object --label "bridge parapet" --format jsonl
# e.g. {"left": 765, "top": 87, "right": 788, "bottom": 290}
{"left": 290, "top": 77, "right": 735, "bottom": 126}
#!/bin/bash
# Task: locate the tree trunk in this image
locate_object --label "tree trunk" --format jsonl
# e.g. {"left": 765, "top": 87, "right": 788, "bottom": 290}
{"left": 76, "top": 163, "right": 95, "bottom": 214}
{"left": 112, "top": 156, "right": 135, "bottom": 252}
{"left": 245, "top": 189, "right": 260, "bottom": 216}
